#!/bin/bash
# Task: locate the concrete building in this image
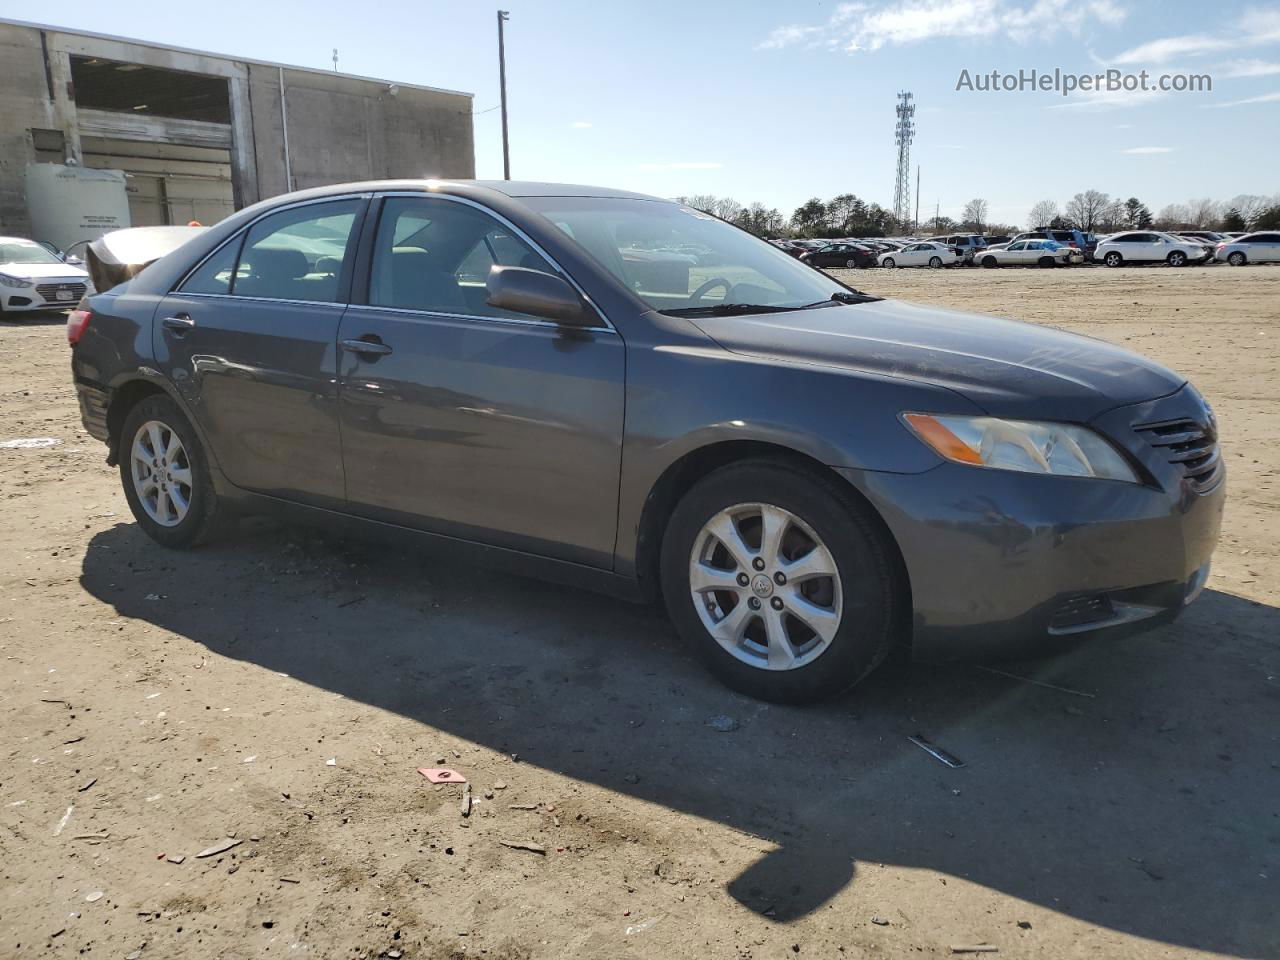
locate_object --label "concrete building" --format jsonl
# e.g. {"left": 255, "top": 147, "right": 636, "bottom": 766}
{"left": 0, "top": 18, "right": 475, "bottom": 241}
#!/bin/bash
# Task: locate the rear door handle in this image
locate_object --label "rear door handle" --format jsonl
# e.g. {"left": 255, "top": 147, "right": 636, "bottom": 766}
{"left": 162, "top": 314, "right": 195, "bottom": 334}
{"left": 341, "top": 338, "right": 393, "bottom": 356}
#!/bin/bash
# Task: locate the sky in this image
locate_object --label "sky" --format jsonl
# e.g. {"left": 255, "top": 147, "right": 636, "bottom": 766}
{"left": 4, "top": 0, "right": 1278, "bottom": 227}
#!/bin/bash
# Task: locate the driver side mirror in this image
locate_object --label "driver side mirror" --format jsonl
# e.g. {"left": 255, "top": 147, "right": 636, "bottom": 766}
{"left": 486, "top": 266, "right": 594, "bottom": 327}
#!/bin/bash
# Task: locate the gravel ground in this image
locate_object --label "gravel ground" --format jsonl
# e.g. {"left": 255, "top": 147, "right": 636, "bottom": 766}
{"left": 1, "top": 264, "right": 1277, "bottom": 960}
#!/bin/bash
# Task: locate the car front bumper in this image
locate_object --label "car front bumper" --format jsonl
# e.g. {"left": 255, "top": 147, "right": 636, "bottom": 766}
{"left": 2, "top": 280, "right": 88, "bottom": 312}
{"left": 837, "top": 385, "right": 1225, "bottom": 660}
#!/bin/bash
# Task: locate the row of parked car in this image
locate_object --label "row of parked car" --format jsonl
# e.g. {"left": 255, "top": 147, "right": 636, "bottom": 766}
{"left": 771, "top": 228, "right": 1280, "bottom": 271}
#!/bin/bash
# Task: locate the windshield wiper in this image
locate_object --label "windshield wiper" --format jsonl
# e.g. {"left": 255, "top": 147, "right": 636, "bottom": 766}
{"left": 798, "top": 290, "right": 883, "bottom": 308}
{"left": 664, "top": 302, "right": 804, "bottom": 317}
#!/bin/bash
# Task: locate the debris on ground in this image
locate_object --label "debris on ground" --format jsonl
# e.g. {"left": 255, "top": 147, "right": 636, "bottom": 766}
{"left": 499, "top": 839, "right": 547, "bottom": 855}
{"left": 166, "top": 855, "right": 185, "bottom": 864}
{"left": 706, "top": 714, "right": 740, "bottom": 732}
{"left": 53, "top": 805, "right": 74, "bottom": 836}
{"left": 950, "top": 946, "right": 998, "bottom": 954}
{"left": 419, "top": 767, "right": 466, "bottom": 784}
{"left": 195, "top": 837, "right": 242, "bottom": 858}
{"left": 907, "top": 735, "right": 965, "bottom": 768}
{"left": 461, "top": 783, "right": 473, "bottom": 817}
{"left": 77, "top": 777, "right": 97, "bottom": 792}
{"left": 871, "top": 916, "right": 890, "bottom": 925}
{"left": 84, "top": 891, "right": 103, "bottom": 903}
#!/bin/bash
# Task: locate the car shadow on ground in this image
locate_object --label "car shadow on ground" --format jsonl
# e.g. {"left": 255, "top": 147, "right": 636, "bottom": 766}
{"left": 1, "top": 308, "right": 68, "bottom": 328}
{"left": 79, "top": 519, "right": 1279, "bottom": 957}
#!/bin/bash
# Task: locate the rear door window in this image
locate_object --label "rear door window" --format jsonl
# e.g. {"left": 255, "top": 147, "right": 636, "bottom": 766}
{"left": 231, "top": 200, "right": 361, "bottom": 302}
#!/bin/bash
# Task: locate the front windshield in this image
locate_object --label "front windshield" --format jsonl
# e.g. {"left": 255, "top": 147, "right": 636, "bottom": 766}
{"left": 520, "top": 196, "right": 863, "bottom": 315}
{"left": 0, "top": 241, "right": 63, "bottom": 266}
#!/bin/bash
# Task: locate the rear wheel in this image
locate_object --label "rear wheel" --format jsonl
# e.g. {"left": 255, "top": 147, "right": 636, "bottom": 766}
{"left": 119, "top": 395, "right": 223, "bottom": 548}
{"left": 1104, "top": 251, "right": 1124, "bottom": 267}
{"left": 1167, "top": 251, "right": 1188, "bottom": 267}
{"left": 928, "top": 256, "right": 943, "bottom": 268}
{"left": 661, "top": 462, "right": 902, "bottom": 703}
{"left": 1228, "top": 251, "right": 1247, "bottom": 266}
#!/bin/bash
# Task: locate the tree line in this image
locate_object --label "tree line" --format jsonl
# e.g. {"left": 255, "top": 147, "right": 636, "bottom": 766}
{"left": 675, "top": 190, "right": 1280, "bottom": 239}
{"left": 1024, "top": 191, "right": 1280, "bottom": 234}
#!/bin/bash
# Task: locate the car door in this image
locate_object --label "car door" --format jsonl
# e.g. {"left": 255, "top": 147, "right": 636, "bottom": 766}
{"left": 335, "top": 193, "right": 626, "bottom": 568}
{"left": 1254, "top": 233, "right": 1280, "bottom": 261}
{"left": 154, "top": 195, "right": 367, "bottom": 508}
{"left": 1003, "top": 240, "right": 1027, "bottom": 264}
{"left": 900, "top": 243, "right": 925, "bottom": 266}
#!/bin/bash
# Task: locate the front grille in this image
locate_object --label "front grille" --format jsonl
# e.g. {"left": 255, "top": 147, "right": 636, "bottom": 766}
{"left": 1134, "top": 416, "right": 1222, "bottom": 493}
{"left": 36, "top": 282, "right": 87, "bottom": 302}
{"left": 1050, "top": 594, "right": 1116, "bottom": 631}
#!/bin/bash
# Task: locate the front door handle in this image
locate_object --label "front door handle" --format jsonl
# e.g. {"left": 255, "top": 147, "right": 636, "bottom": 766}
{"left": 341, "top": 337, "right": 393, "bottom": 356}
{"left": 162, "top": 314, "right": 195, "bottom": 335}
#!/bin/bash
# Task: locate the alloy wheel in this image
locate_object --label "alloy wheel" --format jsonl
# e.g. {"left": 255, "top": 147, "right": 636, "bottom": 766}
{"left": 130, "top": 419, "right": 193, "bottom": 527}
{"left": 688, "top": 502, "right": 842, "bottom": 671}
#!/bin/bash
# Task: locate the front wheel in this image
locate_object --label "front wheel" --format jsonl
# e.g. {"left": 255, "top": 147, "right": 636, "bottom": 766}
{"left": 1228, "top": 251, "right": 1246, "bottom": 266}
{"left": 928, "top": 256, "right": 943, "bottom": 268}
{"left": 661, "top": 462, "right": 902, "bottom": 703}
{"left": 882, "top": 257, "right": 896, "bottom": 268}
{"left": 981, "top": 256, "right": 998, "bottom": 268}
{"left": 1104, "top": 252, "right": 1123, "bottom": 267}
{"left": 119, "top": 395, "right": 223, "bottom": 548}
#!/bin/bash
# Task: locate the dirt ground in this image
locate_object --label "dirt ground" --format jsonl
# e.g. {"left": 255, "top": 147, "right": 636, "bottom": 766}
{"left": 2, "top": 265, "right": 1277, "bottom": 960}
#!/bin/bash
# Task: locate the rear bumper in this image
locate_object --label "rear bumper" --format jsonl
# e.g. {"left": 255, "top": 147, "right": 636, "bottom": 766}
{"left": 837, "top": 386, "right": 1225, "bottom": 661}
{"left": 75, "top": 378, "right": 111, "bottom": 443}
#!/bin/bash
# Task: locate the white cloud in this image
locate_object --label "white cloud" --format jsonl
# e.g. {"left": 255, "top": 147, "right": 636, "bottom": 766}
{"left": 1110, "top": 34, "right": 1231, "bottom": 65}
{"left": 570, "top": 121, "right": 593, "bottom": 128}
{"left": 636, "top": 162, "right": 723, "bottom": 171}
{"left": 1219, "top": 59, "right": 1280, "bottom": 78}
{"left": 1206, "top": 90, "right": 1280, "bottom": 107}
{"left": 1115, "top": 122, "right": 1134, "bottom": 128}
{"left": 1121, "top": 146, "right": 1174, "bottom": 154}
{"left": 758, "top": 0, "right": 1125, "bottom": 53}
{"left": 1239, "top": 7, "right": 1280, "bottom": 43}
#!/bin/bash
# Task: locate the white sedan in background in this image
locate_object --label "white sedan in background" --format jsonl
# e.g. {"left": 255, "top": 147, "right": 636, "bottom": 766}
{"left": 0, "top": 237, "right": 90, "bottom": 314}
{"left": 978, "top": 239, "right": 1083, "bottom": 268}
{"left": 1214, "top": 232, "right": 1280, "bottom": 266}
{"left": 1094, "top": 231, "right": 1212, "bottom": 268}
{"left": 878, "top": 241, "right": 959, "bottom": 269}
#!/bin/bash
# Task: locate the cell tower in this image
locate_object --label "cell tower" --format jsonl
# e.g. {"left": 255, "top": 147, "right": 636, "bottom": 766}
{"left": 893, "top": 91, "right": 915, "bottom": 227}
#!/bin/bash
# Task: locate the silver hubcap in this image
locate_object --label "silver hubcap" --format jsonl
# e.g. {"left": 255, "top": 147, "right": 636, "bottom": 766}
{"left": 689, "top": 503, "right": 842, "bottom": 671}
{"left": 130, "top": 420, "right": 192, "bottom": 527}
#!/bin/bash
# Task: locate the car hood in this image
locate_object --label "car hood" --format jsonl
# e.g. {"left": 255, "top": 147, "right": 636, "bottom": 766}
{"left": 0, "top": 262, "right": 89, "bottom": 280}
{"left": 691, "top": 298, "right": 1185, "bottom": 421}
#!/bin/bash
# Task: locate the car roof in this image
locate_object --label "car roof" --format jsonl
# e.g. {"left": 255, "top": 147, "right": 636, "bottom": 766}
{"left": 261, "top": 179, "right": 670, "bottom": 205}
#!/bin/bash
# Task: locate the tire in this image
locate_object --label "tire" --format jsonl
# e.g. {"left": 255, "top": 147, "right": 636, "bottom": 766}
{"left": 1228, "top": 251, "right": 1246, "bottom": 266}
{"left": 1104, "top": 251, "right": 1123, "bottom": 267}
{"left": 118, "top": 394, "right": 223, "bottom": 548}
{"left": 928, "top": 256, "right": 943, "bottom": 269}
{"left": 1038, "top": 256, "right": 1056, "bottom": 268}
{"left": 1167, "top": 251, "right": 1187, "bottom": 267}
{"left": 846, "top": 259, "right": 858, "bottom": 269}
{"left": 981, "top": 256, "right": 998, "bottom": 268}
{"left": 882, "top": 258, "right": 895, "bottom": 268}
{"left": 660, "top": 461, "right": 902, "bottom": 703}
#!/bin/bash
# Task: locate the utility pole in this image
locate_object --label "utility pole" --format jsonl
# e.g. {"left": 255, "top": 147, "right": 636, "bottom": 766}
{"left": 497, "top": 10, "right": 511, "bottom": 180}
{"left": 332, "top": 48, "right": 338, "bottom": 72}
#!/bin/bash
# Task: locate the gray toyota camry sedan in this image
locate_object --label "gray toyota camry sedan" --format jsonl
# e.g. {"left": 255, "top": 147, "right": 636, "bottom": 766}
{"left": 70, "top": 180, "right": 1224, "bottom": 703}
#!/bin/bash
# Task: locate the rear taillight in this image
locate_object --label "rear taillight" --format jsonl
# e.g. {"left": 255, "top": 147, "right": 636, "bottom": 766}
{"left": 1067, "top": 241, "right": 1079, "bottom": 247}
{"left": 67, "top": 309, "right": 91, "bottom": 346}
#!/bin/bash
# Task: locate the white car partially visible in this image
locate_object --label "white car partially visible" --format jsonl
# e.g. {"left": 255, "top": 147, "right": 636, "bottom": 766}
{"left": 1214, "top": 231, "right": 1280, "bottom": 266}
{"left": 0, "top": 237, "right": 90, "bottom": 314}
{"left": 878, "top": 241, "right": 959, "bottom": 269}
{"left": 1094, "top": 231, "right": 1211, "bottom": 268}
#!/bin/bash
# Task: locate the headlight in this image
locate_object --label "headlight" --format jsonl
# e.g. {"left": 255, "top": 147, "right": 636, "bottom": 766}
{"left": 0, "top": 273, "right": 33, "bottom": 288}
{"left": 903, "top": 413, "right": 1139, "bottom": 482}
